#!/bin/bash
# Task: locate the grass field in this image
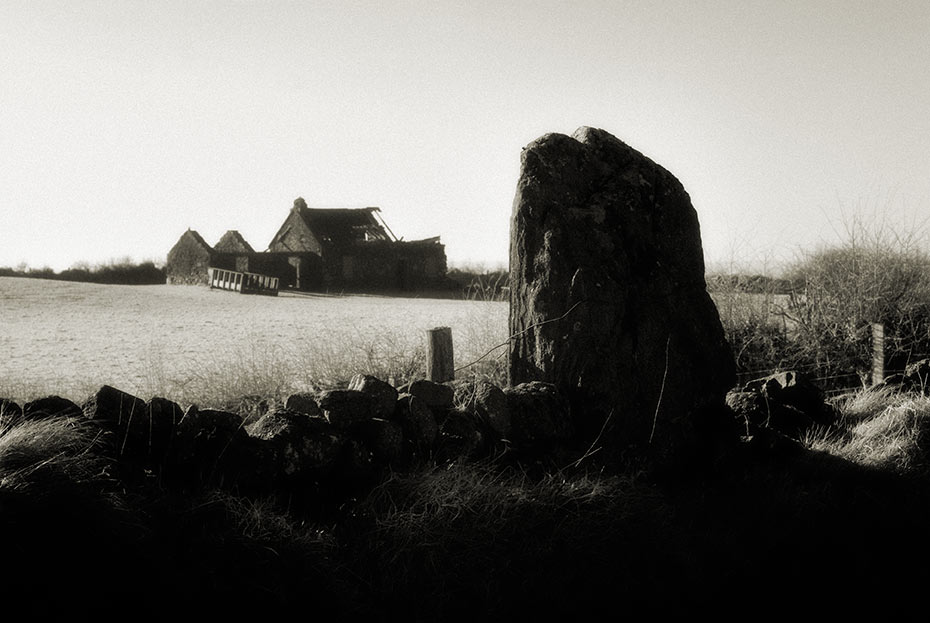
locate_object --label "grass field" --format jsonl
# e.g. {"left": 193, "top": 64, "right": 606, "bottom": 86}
{"left": 7, "top": 276, "right": 930, "bottom": 617}
{"left": 0, "top": 277, "right": 507, "bottom": 405}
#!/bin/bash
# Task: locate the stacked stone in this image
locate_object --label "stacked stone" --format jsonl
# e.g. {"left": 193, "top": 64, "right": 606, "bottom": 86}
{"left": 0, "top": 374, "right": 574, "bottom": 497}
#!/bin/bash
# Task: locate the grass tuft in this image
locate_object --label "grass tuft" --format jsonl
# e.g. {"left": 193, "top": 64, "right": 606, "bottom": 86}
{"left": 340, "top": 461, "right": 669, "bottom": 618}
{"left": 805, "top": 387, "right": 930, "bottom": 475}
{"left": 0, "top": 414, "right": 107, "bottom": 488}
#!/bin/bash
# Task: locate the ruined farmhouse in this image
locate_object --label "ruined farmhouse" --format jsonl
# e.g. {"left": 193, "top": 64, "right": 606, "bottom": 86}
{"left": 167, "top": 198, "right": 447, "bottom": 292}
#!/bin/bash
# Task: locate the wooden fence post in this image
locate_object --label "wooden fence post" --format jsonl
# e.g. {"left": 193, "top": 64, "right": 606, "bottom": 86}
{"left": 872, "top": 322, "right": 884, "bottom": 386}
{"left": 427, "top": 326, "right": 454, "bottom": 382}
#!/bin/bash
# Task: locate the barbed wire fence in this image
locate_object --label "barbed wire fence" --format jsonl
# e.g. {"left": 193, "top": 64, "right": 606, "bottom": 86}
{"left": 732, "top": 320, "right": 930, "bottom": 395}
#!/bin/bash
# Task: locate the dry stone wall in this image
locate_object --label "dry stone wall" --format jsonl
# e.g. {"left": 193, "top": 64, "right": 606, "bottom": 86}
{"left": 0, "top": 375, "right": 575, "bottom": 499}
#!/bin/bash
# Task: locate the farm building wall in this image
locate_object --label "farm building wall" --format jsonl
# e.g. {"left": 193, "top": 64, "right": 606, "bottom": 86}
{"left": 321, "top": 239, "right": 446, "bottom": 291}
{"left": 167, "top": 204, "right": 447, "bottom": 293}
{"left": 214, "top": 230, "right": 256, "bottom": 254}
{"left": 166, "top": 230, "right": 214, "bottom": 285}
{"left": 232, "top": 252, "right": 322, "bottom": 291}
{"left": 268, "top": 208, "right": 323, "bottom": 255}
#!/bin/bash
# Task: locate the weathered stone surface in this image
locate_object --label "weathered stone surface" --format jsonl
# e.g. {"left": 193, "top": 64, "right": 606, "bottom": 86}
{"left": 900, "top": 359, "right": 930, "bottom": 394}
{"left": 352, "top": 417, "right": 404, "bottom": 465}
{"left": 437, "top": 408, "right": 484, "bottom": 462}
{"left": 403, "top": 380, "right": 454, "bottom": 416}
{"left": 393, "top": 393, "right": 439, "bottom": 451}
{"left": 22, "top": 395, "right": 82, "bottom": 420}
{"left": 334, "top": 439, "right": 377, "bottom": 490}
{"left": 171, "top": 405, "right": 250, "bottom": 486}
{"left": 472, "top": 382, "right": 511, "bottom": 439}
{"left": 142, "top": 396, "right": 184, "bottom": 466}
{"left": 247, "top": 409, "right": 344, "bottom": 480}
{"left": 284, "top": 392, "right": 321, "bottom": 417}
{"left": 727, "top": 371, "right": 836, "bottom": 439}
{"left": 348, "top": 374, "right": 399, "bottom": 419}
{"left": 504, "top": 382, "right": 572, "bottom": 451}
{"left": 82, "top": 385, "right": 149, "bottom": 457}
{"left": 319, "top": 389, "right": 375, "bottom": 429}
{"left": 508, "top": 126, "right": 735, "bottom": 451}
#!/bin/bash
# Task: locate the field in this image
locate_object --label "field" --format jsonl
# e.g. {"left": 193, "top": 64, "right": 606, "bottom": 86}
{"left": 0, "top": 277, "right": 507, "bottom": 405}
{"left": 7, "top": 274, "right": 930, "bottom": 617}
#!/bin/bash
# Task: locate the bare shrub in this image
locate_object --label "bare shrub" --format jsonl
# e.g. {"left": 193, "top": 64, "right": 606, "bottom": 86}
{"left": 709, "top": 274, "right": 798, "bottom": 376}
{"left": 447, "top": 263, "right": 509, "bottom": 302}
{"left": 783, "top": 214, "right": 930, "bottom": 386}
{"left": 713, "top": 213, "right": 930, "bottom": 389}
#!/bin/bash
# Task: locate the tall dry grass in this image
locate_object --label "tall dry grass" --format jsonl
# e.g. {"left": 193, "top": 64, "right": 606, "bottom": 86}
{"left": 805, "top": 386, "right": 930, "bottom": 475}
{"left": 136, "top": 308, "right": 508, "bottom": 409}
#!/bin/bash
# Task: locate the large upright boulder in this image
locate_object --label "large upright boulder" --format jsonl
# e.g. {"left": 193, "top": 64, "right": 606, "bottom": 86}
{"left": 509, "top": 127, "right": 735, "bottom": 453}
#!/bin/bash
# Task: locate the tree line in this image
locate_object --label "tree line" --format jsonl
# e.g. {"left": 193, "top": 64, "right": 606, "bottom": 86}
{"left": 0, "top": 259, "right": 166, "bottom": 285}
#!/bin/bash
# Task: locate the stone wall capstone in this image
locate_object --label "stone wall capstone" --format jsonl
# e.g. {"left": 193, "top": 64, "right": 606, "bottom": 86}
{"left": 509, "top": 126, "right": 735, "bottom": 453}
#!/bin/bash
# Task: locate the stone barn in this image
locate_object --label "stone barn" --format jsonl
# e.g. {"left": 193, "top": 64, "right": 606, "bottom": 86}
{"left": 267, "top": 198, "right": 446, "bottom": 291}
{"left": 166, "top": 198, "right": 447, "bottom": 293}
{"left": 213, "top": 230, "right": 255, "bottom": 254}
{"left": 165, "top": 229, "right": 214, "bottom": 286}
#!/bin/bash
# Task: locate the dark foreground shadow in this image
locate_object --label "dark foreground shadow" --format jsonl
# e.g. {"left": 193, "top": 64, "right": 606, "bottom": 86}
{"left": 2, "top": 427, "right": 927, "bottom": 620}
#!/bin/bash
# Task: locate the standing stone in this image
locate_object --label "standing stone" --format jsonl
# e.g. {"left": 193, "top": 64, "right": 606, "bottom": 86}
{"left": 509, "top": 127, "right": 735, "bottom": 453}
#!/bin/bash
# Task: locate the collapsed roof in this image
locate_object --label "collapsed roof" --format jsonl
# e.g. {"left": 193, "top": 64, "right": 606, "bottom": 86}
{"left": 292, "top": 204, "right": 395, "bottom": 244}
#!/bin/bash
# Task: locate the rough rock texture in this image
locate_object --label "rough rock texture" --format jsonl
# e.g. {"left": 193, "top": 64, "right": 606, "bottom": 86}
{"left": 505, "top": 382, "right": 573, "bottom": 453}
{"left": 883, "top": 359, "right": 930, "bottom": 394}
{"left": 284, "top": 392, "right": 322, "bottom": 417}
{"left": 402, "top": 380, "right": 454, "bottom": 416}
{"left": 438, "top": 409, "right": 484, "bottom": 462}
{"left": 393, "top": 393, "right": 439, "bottom": 452}
{"left": 22, "top": 395, "right": 82, "bottom": 420}
{"left": 318, "top": 390, "right": 375, "bottom": 430}
{"left": 472, "top": 382, "right": 511, "bottom": 439}
{"left": 904, "top": 359, "right": 930, "bottom": 388}
{"left": 348, "top": 374, "right": 399, "bottom": 419}
{"left": 335, "top": 439, "right": 377, "bottom": 489}
{"left": 82, "top": 385, "right": 150, "bottom": 460}
{"left": 172, "top": 406, "right": 250, "bottom": 487}
{"left": 726, "top": 371, "right": 837, "bottom": 439}
{"left": 247, "top": 409, "right": 344, "bottom": 482}
{"left": 141, "top": 396, "right": 184, "bottom": 467}
{"left": 509, "top": 126, "right": 735, "bottom": 452}
{"left": 352, "top": 417, "right": 404, "bottom": 466}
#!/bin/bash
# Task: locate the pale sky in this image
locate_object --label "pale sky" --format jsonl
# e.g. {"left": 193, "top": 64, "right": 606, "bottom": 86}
{"left": 2, "top": 1, "right": 928, "bottom": 274}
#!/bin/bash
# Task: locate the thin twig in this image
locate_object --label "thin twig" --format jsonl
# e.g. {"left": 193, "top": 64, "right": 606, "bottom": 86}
{"left": 648, "top": 335, "right": 672, "bottom": 445}
{"left": 566, "top": 409, "right": 614, "bottom": 470}
{"left": 454, "top": 300, "right": 587, "bottom": 372}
